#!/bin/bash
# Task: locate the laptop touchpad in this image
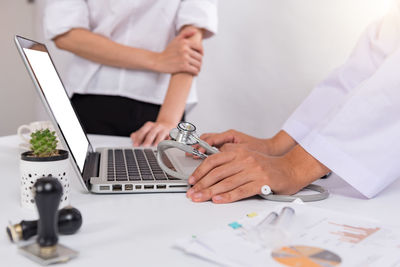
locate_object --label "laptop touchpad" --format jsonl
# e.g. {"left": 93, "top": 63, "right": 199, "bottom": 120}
{"left": 165, "top": 148, "right": 202, "bottom": 176}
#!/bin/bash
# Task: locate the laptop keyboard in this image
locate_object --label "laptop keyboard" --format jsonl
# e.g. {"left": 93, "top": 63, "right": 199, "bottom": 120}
{"left": 106, "top": 149, "right": 179, "bottom": 182}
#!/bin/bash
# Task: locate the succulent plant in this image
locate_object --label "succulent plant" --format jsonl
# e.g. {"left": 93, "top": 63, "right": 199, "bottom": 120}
{"left": 29, "top": 129, "right": 58, "bottom": 157}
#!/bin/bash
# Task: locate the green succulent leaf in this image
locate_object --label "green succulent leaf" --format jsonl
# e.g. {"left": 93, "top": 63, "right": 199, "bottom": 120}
{"left": 29, "top": 129, "right": 59, "bottom": 157}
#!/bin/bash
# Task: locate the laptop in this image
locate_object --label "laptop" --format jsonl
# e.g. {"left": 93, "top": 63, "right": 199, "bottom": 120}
{"left": 15, "top": 35, "right": 199, "bottom": 194}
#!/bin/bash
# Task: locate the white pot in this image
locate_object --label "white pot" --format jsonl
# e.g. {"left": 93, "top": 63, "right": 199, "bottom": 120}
{"left": 20, "top": 150, "right": 70, "bottom": 210}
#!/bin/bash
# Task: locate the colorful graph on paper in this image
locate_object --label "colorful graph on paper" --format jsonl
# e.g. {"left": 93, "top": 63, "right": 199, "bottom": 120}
{"left": 175, "top": 204, "right": 400, "bottom": 267}
{"left": 295, "top": 217, "right": 385, "bottom": 249}
{"left": 329, "top": 222, "right": 380, "bottom": 244}
{"left": 272, "top": 245, "right": 341, "bottom": 267}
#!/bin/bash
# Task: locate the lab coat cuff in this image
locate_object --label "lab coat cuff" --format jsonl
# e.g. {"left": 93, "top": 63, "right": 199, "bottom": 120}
{"left": 282, "top": 119, "right": 311, "bottom": 143}
{"left": 299, "top": 132, "right": 391, "bottom": 199}
{"left": 176, "top": 0, "right": 218, "bottom": 38}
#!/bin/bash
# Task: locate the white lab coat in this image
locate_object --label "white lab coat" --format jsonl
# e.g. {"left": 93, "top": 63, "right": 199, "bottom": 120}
{"left": 43, "top": 0, "right": 218, "bottom": 106}
{"left": 283, "top": 3, "right": 400, "bottom": 198}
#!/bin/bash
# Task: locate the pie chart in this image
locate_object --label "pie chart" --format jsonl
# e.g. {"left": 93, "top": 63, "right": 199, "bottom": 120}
{"left": 271, "top": 245, "right": 341, "bottom": 267}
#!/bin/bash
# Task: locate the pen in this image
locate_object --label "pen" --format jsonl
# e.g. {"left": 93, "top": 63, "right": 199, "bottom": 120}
{"left": 257, "top": 211, "right": 278, "bottom": 228}
{"left": 273, "top": 207, "right": 295, "bottom": 229}
{"left": 252, "top": 207, "right": 296, "bottom": 248}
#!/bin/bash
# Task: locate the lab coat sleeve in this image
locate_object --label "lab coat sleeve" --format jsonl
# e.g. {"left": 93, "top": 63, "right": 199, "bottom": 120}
{"left": 43, "top": 0, "right": 90, "bottom": 40}
{"left": 286, "top": 7, "right": 400, "bottom": 198}
{"left": 176, "top": 0, "right": 218, "bottom": 38}
{"left": 300, "top": 47, "right": 400, "bottom": 198}
{"left": 282, "top": 22, "right": 384, "bottom": 142}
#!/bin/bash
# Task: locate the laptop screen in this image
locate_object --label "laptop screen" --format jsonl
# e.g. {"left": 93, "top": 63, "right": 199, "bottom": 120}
{"left": 20, "top": 41, "right": 89, "bottom": 173}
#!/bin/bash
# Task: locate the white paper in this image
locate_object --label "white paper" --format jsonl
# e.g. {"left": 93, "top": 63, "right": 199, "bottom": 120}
{"left": 174, "top": 203, "right": 400, "bottom": 267}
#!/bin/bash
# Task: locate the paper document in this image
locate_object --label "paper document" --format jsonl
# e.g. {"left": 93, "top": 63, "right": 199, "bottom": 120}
{"left": 174, "top": 204, "right": 400, "bottom": 267}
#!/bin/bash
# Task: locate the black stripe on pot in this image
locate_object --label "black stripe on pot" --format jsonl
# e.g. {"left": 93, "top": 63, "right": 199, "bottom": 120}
{"left": 21, "top": 150, "right": 69, "bottom": 162}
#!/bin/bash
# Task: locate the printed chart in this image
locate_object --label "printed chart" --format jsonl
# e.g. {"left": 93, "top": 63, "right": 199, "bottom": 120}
{"left": 175, "top": 204, "right": 400, "bottom": 267}
{"left": 329, "top": 222, "right": 380, "bottom": 244}
{"left": 272, "top": 245, "right": 341, "bottom": 267}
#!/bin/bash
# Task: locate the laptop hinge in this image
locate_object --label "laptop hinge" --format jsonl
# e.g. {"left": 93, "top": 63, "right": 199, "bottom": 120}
{"left": 82, "top": 152, "right": 100, "bottom": 188}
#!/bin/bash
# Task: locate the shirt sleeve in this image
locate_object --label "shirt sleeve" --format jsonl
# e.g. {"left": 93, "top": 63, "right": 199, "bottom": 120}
{"left": 176, "top": 0, "right": 218, "bottom": 38}
{"left": 43, "top": 0, "right": 90, "bottom": 40}
{"left": 287, "top": 6, "right": 400, "bottom": 198}
{"left": 282, "top": 22, "right": 384, "bottom": 142}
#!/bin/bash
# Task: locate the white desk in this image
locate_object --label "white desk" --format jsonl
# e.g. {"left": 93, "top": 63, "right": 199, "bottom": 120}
{"left": 1, "top": 134, "right": 399, "bottom": 266}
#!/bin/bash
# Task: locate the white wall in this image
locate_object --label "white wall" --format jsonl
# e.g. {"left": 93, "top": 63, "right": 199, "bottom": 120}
{"left": 188, "top": 0, "right": 393, "bottom": 138}
{"left": 0, "top": 0, "right": 37, "bottom": 136}
{"left": 34, "top": 0, "right": 74, "bottom": 121}
{"left": 0, "top": 0, "right": 393, "bottom": 137}
{"left": 0, "top": 0, "right": 74, "bottom": 136}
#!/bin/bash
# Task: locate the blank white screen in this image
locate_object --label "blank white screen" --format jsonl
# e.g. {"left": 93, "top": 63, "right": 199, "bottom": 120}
{"left": 23, "top": 48, "right": 89, "bottom": 172}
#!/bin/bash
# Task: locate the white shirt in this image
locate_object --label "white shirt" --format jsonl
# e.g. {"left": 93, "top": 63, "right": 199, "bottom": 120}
{"left": 43, "top": 0, "right": 218, "bottom": 106}
{"left": 283, "top": 2, "right": 400, "bottom": 198}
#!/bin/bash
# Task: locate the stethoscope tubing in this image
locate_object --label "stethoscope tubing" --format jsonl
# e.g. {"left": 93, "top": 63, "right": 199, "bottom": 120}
{"left": 259, "top": 184, "right": 329, "bottom": 202}
{"left": 157, "top": 124, "right": 330, "bottom": 202}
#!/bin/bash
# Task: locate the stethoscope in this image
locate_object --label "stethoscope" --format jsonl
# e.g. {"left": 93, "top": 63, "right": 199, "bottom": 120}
{"left": 156, "top": 122, "right": 329, "bottom": 202}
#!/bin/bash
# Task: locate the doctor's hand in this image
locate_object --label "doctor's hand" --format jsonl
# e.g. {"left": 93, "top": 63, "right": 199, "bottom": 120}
{"left": 193, "top": 130, "right": 272, "bottom": 156}
{"left": 186, "top": 144, "right": 329, "bottom": 204}
{"left": 186, "top": 144, "right": 294, "bottom": 203}
{"left": 191, "top": 130, "right": 299, "bottom": 158}
{"left": 130, "top": 121, "right": 174, "bottom": 147}
{"left": 153, "top": 28, "right": 203, "bottom": 76}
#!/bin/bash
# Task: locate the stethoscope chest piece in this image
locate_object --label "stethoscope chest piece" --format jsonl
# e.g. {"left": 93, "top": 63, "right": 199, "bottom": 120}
{"left": 157, "top": 122, "right": 219, "bottom": 179}
{"left": 169, "top": 122, "right": 198, "bottom": 145}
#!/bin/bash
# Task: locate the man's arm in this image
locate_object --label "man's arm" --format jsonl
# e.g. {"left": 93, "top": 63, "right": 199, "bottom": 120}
{"left": 193, "top": 129, "right": 298, "bottom": 157}
{"left": 131, "top": 26, "right": 204, "bottom": 146}
{"left": 186, "top": 143, "right": 330, "bottom": 203}
{"left": 54, "top": 28, "right": 203, "bottom": 75}
{"left": 266, "top": 130, "right": 298, "bottom": 156}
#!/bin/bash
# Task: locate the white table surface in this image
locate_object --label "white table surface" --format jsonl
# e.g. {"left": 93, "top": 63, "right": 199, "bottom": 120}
{"left": 0, "top": 134, "right": 399, "bottom": 266}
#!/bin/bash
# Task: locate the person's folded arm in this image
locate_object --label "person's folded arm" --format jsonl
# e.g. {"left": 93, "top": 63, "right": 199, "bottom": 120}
{"left": 130, "top": 26, "right": 205, "bottom": 146}
{"left": 45, "top": 0, "right": 202, "bottom": 75}
{"left": 53, "top": 28, "right": 202, "bottom": 75}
